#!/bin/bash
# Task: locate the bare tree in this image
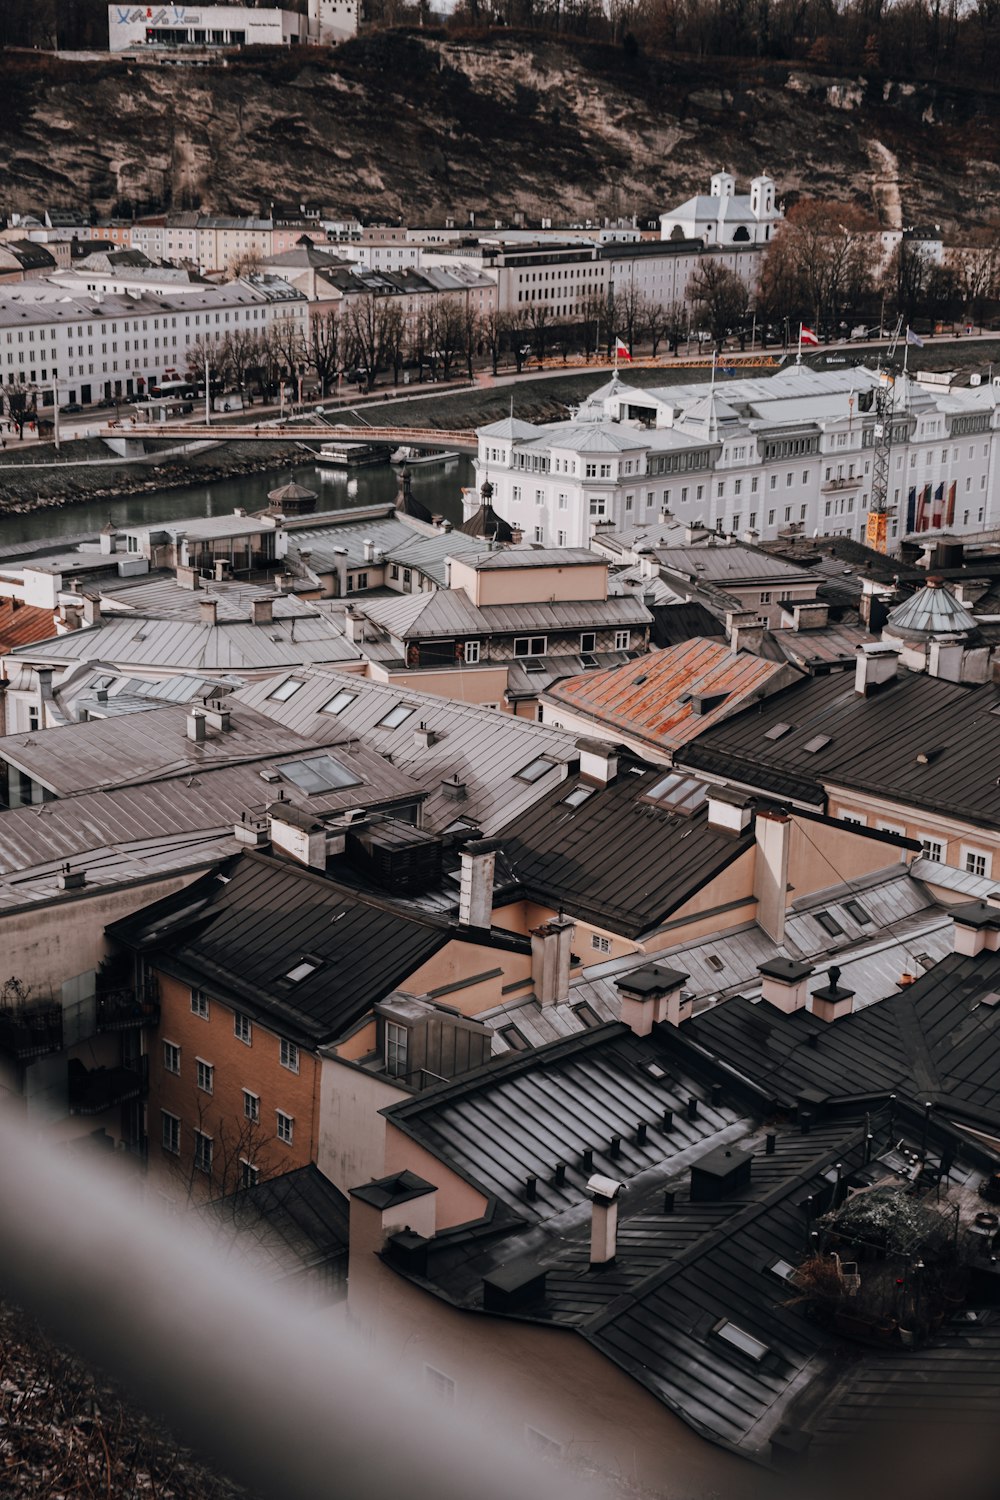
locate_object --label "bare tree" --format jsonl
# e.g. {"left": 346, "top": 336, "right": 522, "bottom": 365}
{"left": 1, "top": 383, "right": 35, "bottom": 441}
{"left": 689, "top": 262, "right": 751, "bottom": 350}
{"left": 379, "top": 301, "right": 406, "bottom": 386}
{"left": 526, "top": 301, "right": 553, "bottom": 364}
{"left": 307, "top": 308, "right": 342, "bottom": 397}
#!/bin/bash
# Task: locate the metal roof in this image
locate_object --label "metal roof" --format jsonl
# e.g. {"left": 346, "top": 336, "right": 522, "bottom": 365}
{"left": 113, "top": 851, "right": 456, "bottom": 1046}
{"left": 358, "top": 589, "right": 650, "bottom": 643}
{"left": 653, "top": 543, "right": 816, "bottom": 586}
{"left": 679, "top": 669, "right": 1000, "bottom": 827}
{"left": 542, "top": 639, "right": 793, "bottom": 758}
{"left": 234, "top": 669, "right": 579, "bottom": 834}
{"left": 497, "top": 758, "right": 752, "bottom": 938}
{"left": 202, "top": 1164, "right": 349, "bottom": 1290}
{"left": 5, "top": 615, "right": 360, "bottom": 673}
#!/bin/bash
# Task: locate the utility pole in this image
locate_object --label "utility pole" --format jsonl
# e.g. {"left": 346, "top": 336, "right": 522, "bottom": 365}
{"left": 204, "top": 353, "right": 211, "bottom": 427}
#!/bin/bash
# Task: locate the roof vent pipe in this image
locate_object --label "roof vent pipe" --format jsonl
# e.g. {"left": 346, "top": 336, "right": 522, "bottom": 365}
{"left": 587, "top": 1174, "right": 623, "bottom": 1267}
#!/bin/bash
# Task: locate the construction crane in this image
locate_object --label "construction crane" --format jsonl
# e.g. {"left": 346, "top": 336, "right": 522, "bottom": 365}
{"left": 864, "top": 317, "right": 904, "bottom": 553}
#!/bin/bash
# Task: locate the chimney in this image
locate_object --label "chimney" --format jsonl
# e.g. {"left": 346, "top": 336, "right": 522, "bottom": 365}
{"left": 362, "top": 538, "right": 375, "bottom": 563}
{"left": 99, "top": 523, "right": 116, "bottom": 556}
{"left": 441, "top": 772, "right": 467, "bottom": 802}
{"left": 482, "top": 1259, "right": 547, "bottom": 1312}
{"left": 269, "top": 805, "right": 328, "bottom": 869}
{"left": 810, "top": 964, "right": 856, "bottom": 1022}
{"left": 199, "top": 598, "right": 218, "bottom": 627}
{"left": 186, "top": 710, "right": 206, "bottom": 743}
{"left": 458, "top": 838, "right": 498, "bottom": 929}
{"left": 202, "top": 700, "right": 232, "bottom": 733}
{"left": 234, "top": 811, "right": 270, "bottom": 847}
{"left": 707, "top": 787, "right": 753, "bottom": 835}
{"left": 57, "top": 864, "right": 87, "bottom": 891}
{"left": 855, "top": 641, "right": 899, "bottom": 696}
{"left": 616, "top": 965, "right": 690, "bottom": 1034}
{"left": 950, "top": 901, "right": 1000, "bottom": 957}
{"left": 413, "top": 721, "right": 437, "bottom": 748}
{"left": 577, "top": 737, "right": 618, "bottom": 786}
{"left": 176, "top": 564, "right": 201, "bottom": 591}
{"left": 587, "top": 1174, "right": 623, "bottom": 1267}
{"left": 251, "top": 597, "right": 274, "bottom": 627}
{"left": 689, "top": 1144, "right": 753, "bottom": 1202}
{"left": 758, "top": 957, "right": 814, "bottom": 1014}
{"left": 82, "top": 594, "right": 101, "bottom": 626}
{"left": 754, "top": 810, "right": 790, "bottom": 943}
{"left": 791, "top": 601, "right": 829, "bottom": 632}
{"left": 927, "top": 633, "right": 965, "bottom": 682}
{"left": 331, "top": 546, "right": 348, "bottom": 598}
{"left": 530, "top": 914, "right": 575, "bottom": 1006}
{"left": 349, "top": 1171, "right": 438, "bottom": 1257}
{"left": 345, "top": 606, "right": 365, "bottom": 643}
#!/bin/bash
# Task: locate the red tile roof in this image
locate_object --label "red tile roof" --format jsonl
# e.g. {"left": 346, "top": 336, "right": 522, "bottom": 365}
{"left": 0, "top": 600, "right": 56, "bottom": 653}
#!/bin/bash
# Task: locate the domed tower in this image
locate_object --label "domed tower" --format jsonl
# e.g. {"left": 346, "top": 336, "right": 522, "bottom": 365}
{"left": 459, "top": 477, "right": 515, "bottom": 546}
{"left": 395, "top": 464, "right": 433, "bottom": 524}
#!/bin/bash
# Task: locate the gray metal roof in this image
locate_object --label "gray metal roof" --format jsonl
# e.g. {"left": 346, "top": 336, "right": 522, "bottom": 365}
{"left": 234, "top": 669, "right": 579, "bottom": 834}
{"left": 5, "top": 615, "right": 360, "bottom": 673}
{"left": 359, "top": 589, "right": 651, "bottom": 643}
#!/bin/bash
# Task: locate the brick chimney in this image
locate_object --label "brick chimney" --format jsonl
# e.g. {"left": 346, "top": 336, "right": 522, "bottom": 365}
{"left": 616, "top": 964, "right": 690, "bottom": 1034}
{"left": 199, "top": 598, "right": 218, "bottom": 626}
{"left": 758, "top": 958, "right": 814, "bottom": 1014}
{"left": 811, "top": 964, "right": 856, "bottom": 1023}
{"left": 530, "top": 914, "right": 575, "bottom": 1006}
{"left": 251, "top": 596, "right": 274, "bottom": 627}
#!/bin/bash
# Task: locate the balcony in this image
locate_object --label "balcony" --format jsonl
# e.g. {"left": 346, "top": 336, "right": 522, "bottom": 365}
{"left": 0, "top": 1002, "right": 63, "bottom": 1061}
{"left": 820, "top": 475, "right": 864, "bottom": 493}
{"left": 95, "top": 984, "right": 160, "bottom": 1033}
{"left": 68, "top": 1056, "right": 149, "bottom": 1116}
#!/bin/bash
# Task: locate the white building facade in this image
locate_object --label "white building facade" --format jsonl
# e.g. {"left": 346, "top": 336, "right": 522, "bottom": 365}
{"left": 471, "top": 369, "right": 1000, "bottom": 552}
{"left": 660, "top": 171, "right": 783, "bottom": 248}
{"left": 0, "top": 278, "right": 307, "bottom": 406}
{"left": 107, "top": 0, "right": 356, "bottom": 52}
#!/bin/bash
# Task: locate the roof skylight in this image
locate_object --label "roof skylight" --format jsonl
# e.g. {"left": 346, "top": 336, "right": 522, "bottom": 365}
{"left": 764, "top": 722, "right": 793, "bottom": 740}
{"left": 643, "top": 772, "right": 708, "bottom": 816}
{"left": 285, "top": 958, "right": 321, "bottom": 983}
{"left": 803, "top": 734, "right": 831, "bottom": 753}
{"left": 713, "top": 1320, "right": 769, "bottom": 1362}
{"left": 815, "top": 911, "right": 845, "bottom": 938}
{"left": 269, "top": 678, "right": 304, "bottom": 702}
{"left": 377, "top": 703, "right": 415, "bottom": 729}
{"left": 320, "top": 690, "right": 357, "bottom": 716}
{"left": 562, "top": 785, "right": 595, "bottom": 809}
{"left": 278, "top": 754, "right": 362, "bottom": 794}
{"left": 517, "top": 756, "right": 557, "bottom": 784}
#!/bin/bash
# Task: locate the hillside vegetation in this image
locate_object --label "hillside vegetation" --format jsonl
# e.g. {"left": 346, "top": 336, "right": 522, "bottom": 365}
{"left": 0, "top": 33, "right": 998, "bottom": 230}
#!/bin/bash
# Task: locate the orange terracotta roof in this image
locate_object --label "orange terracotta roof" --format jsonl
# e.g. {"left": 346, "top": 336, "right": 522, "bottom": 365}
{"left": 0, "top": 599, "right": 56, "bottom": 653}
{"left": 544, "top": 637, "right": 792, "bottom": 754}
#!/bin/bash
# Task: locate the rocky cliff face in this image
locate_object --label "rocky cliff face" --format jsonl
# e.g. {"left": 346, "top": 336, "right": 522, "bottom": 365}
{"left": 1, "top": 33, "right": 998, "bottom": 231}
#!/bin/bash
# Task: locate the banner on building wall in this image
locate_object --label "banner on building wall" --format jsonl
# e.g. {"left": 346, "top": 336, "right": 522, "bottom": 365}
{"left": 906, "top": 487, "right": 917, "bottom": 534}
{"left": 946, "top": 482, "right": 956, "bottom": 527}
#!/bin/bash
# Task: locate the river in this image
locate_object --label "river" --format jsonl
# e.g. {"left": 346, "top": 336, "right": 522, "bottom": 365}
{"left": 0, "top": 455, "right": 476, "bottom": 550}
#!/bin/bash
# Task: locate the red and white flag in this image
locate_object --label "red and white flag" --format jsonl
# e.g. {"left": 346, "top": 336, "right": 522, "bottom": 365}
{"left": 799, "top": 325, "right": 819, "bottom": 346}
{"left": 615, "top": 337, "right": 632, "bottom": 362}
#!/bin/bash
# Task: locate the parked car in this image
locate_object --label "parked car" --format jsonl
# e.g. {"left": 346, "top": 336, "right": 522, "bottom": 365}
{"left": 59, "top": 402, "right": 83, "bottom": 414}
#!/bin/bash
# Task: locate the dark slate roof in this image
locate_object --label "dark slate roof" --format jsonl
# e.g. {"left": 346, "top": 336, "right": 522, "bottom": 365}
{"left": 111, "top": 851, "right": 452, "bottom": 1046}
{"left": 650, "top": 600, "right": 727, "bottom": 649}
{"left": 203, "top": 1165, "right": 349, "bottom": 1295}
{"left": 677, "top": 947, "right": 1000, "bottom": 1133}
{"left": 387, "top": 1024, "right": 744, "bottom": 1218}
{"left": 497, "top": 758, "right": 752, "bottom": 938}
{"left": 678, "top": 668, "right": 1000, "bottom": 825}
{"left": 458, "top": 501, "right": 514, "bottom": 544}
{"left": 386, "top": 1030, "right": 1000, "bottom": 1460}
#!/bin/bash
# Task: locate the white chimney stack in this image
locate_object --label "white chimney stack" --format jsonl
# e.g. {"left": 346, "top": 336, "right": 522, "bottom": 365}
{"left": 950, "top": 901, "right": 1000, "bottom": 957}
{"left": 616, "top": 965, "right": 690, "bottom": 1034}
{"left": 458, "top": 839, "right": 498, "bottom": 929}
{"left": 588, "top": 1174, "right": 623, "bottom": 1267}
{"left": 854, "top": 641, "right": 899, "bottom": 696}
{"left": 576, "top": 738, "right": 618, "bottom": 786}
{"left": 186, "top": 710, "right": 206, "bottom": 743}
{"left": 758, "top": 958, "right": 814, "bottom": 1014}
{"left": 707, "top": 788, "right": 753, "bottom": 835}
{"left": 530, "top": 914, "right": 576, "bottom": 1006}
{"left": 754, "top": 810, "right": 791, "bottom": 944}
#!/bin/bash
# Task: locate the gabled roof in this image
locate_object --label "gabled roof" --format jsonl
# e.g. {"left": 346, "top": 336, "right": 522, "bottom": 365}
{"left": 111, "top": 851, "right": 454, "bottom": 1047}
{"left": 5, "top": 614, "right": 359, "bottom": 672}
{"left": 678, "top": 668, "right": 1000, "bottom": 826}
{"left": 497, "top": 757, "right": 752, "bottom": 937}
{"left": 543, "top": 639, "right": 794, "bottom": 758}
{"left": 0, "top": 599, "right": 56, "bottom": 651}
{"left": 677, "top": 945, "right": 1000, "bottom": 1133}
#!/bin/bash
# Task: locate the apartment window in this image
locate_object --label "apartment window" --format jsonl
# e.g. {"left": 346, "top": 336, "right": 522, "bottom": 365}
{"left": 243, "top": 1089, "right": 260, "bottom": 1123}
{"left": 279, "top": 1038, "right": 300, "bottom": 1074}
{"left": 919, "top": 836, "right": 944, "bottom": 863}
{"left": 514, "top": 635, "right": 547, "bottom": 657}
{"left": 533, "top": 526, "right": 544, "bottom": 544}
{"left": 840, "top": 812, "right": 867, "bottom": 827}
{"left": 194, "top": 1130, "right": 213, "bottom": 1174}
{"left": 964, "top": 849, "right": 990, "bottom": 879}
{"left": 234, "top": 1012, "right": 252, "bottom": 1046}
{"left": 759, "top": 591, "right": 772, "bottom": 605}
{"left": 614, "top": 629, "right": 630, "bottom": 651}
{"left": 161, "top": 1111, "right": 180, "bottom": 1155}
{"left": 240, "top": 1161, "right": 260, "bottom": 1189}
{"left": 462, "top": 640, "right": 481, "bottom": 665}
{"left": 591, "top": 934, "right": 612, "bottom": 954}
{"left": 191, "top": 989, "right": 209, "bottom": 1020}
{"left": 580, "top": 631, "right": 597, "bottom": 653}
{"left": 196, "top": 1059, "right": 214, "bottom": 1095}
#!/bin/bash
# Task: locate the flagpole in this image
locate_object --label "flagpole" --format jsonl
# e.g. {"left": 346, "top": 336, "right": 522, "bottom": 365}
{"left": 796, "top": 323, "right": 802, "bottom": 365}
{"left": 710, "top": 348, "right": 717, "bottom": 393}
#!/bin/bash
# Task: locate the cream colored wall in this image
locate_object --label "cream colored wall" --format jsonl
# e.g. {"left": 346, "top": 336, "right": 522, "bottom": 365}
{"left": 826, "top": 783, "right": 998, "bottom": 880}
{"left": 640, "top": 848, "right": 757, "bottom": 949}
{"left": 346, "top": 1242, "right": 759, "bottom": 1499}
{"left": 0, "top": 870, "right": 207, "bottom": 997}
{"left": 317, "top": 1055, "right": 406, "bottom": 1194}
{"left": 449, "top": 557, "right": 608, "bottom": 607}
{"left": 383, "top": 1121, "right": 489, "bottom": 1227}
{"left": 366, "top": 662, "right": 510, "bottom": 706}
{"left": 335, "top": 1019, "right": 377, "bottom": 1062}
{"left": 406, "top": 939, "right": 533, "bottom": 1014}
{"left": 786, "top": 813, "right": 907, "bottom": 901}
